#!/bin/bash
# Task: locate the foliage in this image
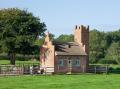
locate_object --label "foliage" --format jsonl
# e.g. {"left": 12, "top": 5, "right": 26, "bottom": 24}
{"left": 89, "top": 29, "right": 120, "bottom": 64}
{"left": 89, "top": 30, "right": 106, "bottom": 63}
{"left": 35, "top": 39, "right": 44, "bottom": 46}
{"left": 0, "top": 8, "right": 46, "bottom": 64}
{"left": 98, "top": 59, "right": 117, "bottom": 64}
{"left": 56, "top": 34, "right": 74, "bottom": 42}
{"left": 105, "top": 30, "right": 120, "bottom": 47}
{"left": 105, "top": 42, "right": 120, "bottom": 64}
{"left": 49, "top": 33, "right": 55, "bottom": 40}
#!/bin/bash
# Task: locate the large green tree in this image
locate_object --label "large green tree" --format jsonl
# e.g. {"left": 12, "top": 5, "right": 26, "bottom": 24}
{"left": 0, "top": 8, "right": 46, "bottom": 65}
{"left": 105, "top": 42, "right": 120, "bottom": 64}
{"left": 89, "top": 30, "right": 106, "bottom": 63}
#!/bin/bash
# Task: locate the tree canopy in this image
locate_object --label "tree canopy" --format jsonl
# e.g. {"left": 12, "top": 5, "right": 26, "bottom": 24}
{"left": 0, "top": 8, "right": 46, "bottom": 64}
{"left": 56, "top": 34, "right": 74, "bottom": 42}
{"left": 106, "top": 42, "right": 120, "bottom": 64}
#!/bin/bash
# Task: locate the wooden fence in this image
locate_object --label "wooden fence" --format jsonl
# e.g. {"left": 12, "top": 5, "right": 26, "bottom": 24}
{"left": 0, "top": 64, "right": 40, "bottom": 76}
{"left": 0, "top": 64, "right": 119, "bottom": 75}
{"left": 88, "top": 65, "right": 109, "bottom": 73}
{"left": 0, "top": 65, "right": 23, "bottom": 75}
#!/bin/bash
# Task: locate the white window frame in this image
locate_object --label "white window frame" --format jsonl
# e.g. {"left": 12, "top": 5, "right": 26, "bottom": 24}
{"left": 72, "top": 59, "right": 80, "bottom": 67}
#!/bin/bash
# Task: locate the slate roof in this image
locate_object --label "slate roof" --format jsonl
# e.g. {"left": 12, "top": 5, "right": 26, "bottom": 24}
{"left": 53, "top": 41, "right": 87, "bottom": 56}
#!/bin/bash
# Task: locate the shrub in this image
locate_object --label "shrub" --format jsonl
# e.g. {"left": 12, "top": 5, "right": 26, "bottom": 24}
{"left": 98, "top": 59, "right": 117, "bottom": 64}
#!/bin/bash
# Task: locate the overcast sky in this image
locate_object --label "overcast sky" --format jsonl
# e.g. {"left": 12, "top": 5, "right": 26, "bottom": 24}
{"left": 0, "top": 0, "right": 120, "bottom": 36}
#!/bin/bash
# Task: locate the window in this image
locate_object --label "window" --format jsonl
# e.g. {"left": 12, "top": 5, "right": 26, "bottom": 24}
{"left": 58, "top": 60, "right": 64, "bottom": 66}
{"left": 72, "top": 59, "right": 80, "bottom": 67}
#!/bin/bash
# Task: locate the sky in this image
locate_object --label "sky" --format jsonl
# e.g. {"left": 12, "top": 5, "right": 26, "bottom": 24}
{"left": 0, "top": 0, "right": 120, "bottom": 37}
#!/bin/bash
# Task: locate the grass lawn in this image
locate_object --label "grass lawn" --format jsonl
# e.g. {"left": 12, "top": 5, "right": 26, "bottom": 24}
{"left": 0, "top": 74, "right": 120, "bottom": 89}
{"left": 0, "top": 60, "right": 39, "bottom": 65}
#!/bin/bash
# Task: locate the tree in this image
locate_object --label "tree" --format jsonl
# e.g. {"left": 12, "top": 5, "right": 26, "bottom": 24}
{"left": 89, "top": 30, "right": 106, "bottom": 63}
{"left": 49, "top": 33, "right": 55, "bottom": 41}
{"left": 56, "top": 34, "right": 74, "bottom": 42}
{"left": 0, "top": 8, "right": 46, "bottom": 65}
{"left": 105, "top": 42, "right": 120, "bottom": 64}
{"left": 105, "top": 30, "right": 120, "bottom": 47}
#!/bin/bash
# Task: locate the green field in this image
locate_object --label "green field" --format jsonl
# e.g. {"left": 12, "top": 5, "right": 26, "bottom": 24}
{"left": 0, "top": 60, "right": 39, "bottom": 65}
{"left": 0, "top": 74, "right": 120, "bottom": 89}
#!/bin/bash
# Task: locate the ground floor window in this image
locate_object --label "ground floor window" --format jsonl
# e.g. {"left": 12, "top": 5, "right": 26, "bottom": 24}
{"left": 72, "top": 59, "right": 80, "bottom": 67}
{"left": 58, "top": 59, "right": 64, "bottom": 66}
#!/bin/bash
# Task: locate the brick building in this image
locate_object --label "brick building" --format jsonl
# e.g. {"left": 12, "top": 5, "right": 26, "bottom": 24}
{"left": 40, "top": 25, "right": 89, "bottom": 74}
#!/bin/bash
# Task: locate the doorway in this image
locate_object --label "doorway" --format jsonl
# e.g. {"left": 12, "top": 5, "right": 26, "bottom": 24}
{"left": 67, "top": 59, "right": 72, "bottom": 73}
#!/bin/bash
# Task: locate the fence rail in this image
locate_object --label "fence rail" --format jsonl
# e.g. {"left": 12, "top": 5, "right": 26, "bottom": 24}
{"left": 0, "top": 65, "right": 23, "bottom": 75}
{"left": 0, "top": 64, "right": 40, "bottom": 76}
{"left": 0, "top": 64, "right": 120, "bottom": 75}
{"left": 88, "top": 65, "right": 109, "bottom": 73}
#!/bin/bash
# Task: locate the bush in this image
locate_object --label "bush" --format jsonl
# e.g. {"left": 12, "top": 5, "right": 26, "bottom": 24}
{"left": 109, "top": 67, "right": 120, "bottom": 74}
{"left": 16, "top": 56, "right": 29, "bottom": 61}
{"left": 98, "top": 59, "right": 117, "bottom": 64}
{"left": 0, "top": 53, "right": 8, "bottom": 60}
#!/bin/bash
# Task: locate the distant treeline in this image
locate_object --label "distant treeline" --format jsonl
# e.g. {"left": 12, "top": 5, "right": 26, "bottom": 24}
{"left": 89, "top": 29, "right": 120, "bottom": 64}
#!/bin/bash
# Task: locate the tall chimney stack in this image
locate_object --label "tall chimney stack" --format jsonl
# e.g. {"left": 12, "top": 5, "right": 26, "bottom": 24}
{"left": 74, "top": 25, "right": 89, "bottom": 54}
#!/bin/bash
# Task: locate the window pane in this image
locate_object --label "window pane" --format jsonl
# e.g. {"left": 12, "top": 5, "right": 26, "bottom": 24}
{"left": 72, "top": 59, "right": 80, "bottom": 67}
{"left": 58, "top": 60, "right": 64, "bottom": 66}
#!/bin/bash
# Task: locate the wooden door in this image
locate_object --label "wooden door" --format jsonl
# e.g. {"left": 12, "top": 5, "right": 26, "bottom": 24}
{"left": 67, "top": 59, "right": 72, "bottom": 73}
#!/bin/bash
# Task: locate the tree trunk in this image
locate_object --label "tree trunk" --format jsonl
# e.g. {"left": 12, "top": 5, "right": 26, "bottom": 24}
{"left": 9, "top": 52, "right": 16, "bottom": 65}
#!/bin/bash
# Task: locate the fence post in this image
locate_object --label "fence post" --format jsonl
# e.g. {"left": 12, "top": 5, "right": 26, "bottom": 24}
{"left": 95, "top": 66, "right": 96, "bottom": 74}
{"left": 45, "top": 67, "right": 47, "bottom": 75}
{"left": 106, "top": 65, "right": 108, "bottom": 74}
{"left": 58, "top": 65, "right": 59, "bottom": 72}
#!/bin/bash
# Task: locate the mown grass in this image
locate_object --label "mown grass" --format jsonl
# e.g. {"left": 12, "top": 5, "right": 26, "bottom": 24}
{"left": 0, "top": 60, "right": 39, "bottom": 65}
{"left": 0, "top": 74, "right": 120, "bottom": 89}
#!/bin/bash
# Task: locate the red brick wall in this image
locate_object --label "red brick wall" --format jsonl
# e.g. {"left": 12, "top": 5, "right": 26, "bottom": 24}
{"left": 54, "top": 56, "right": 87, "bottom": 73}
{"left": 74, "top": 25, "right": 89, "bottom": 54}
{"left": 74, "top": 25, "right": 89, "bottom": 72}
